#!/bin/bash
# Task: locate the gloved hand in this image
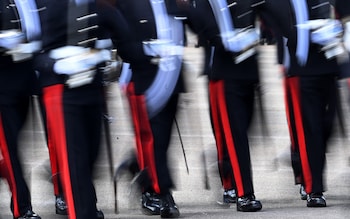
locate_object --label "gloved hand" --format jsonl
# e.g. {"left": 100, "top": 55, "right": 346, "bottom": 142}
{"left": 305, "top": 19, "right": 345, "bottom": 59}
{"left": 0, "top": 30, "right": 25, "bottom": 50}
{"left": 310, "top": 19, "right": 342, "bottom": 46}
{"left": 52, "top": 49, "right": 111, "bottom": 88}
{"left": 223, "top": 28, "right": 259, "bottom": 53}
{"left": 6, "top": 41, "right": 42, "bottom": 62}
{"left": 143, "top": 39, "right": 183, "bottom": 57}
{"left": 221, "top": 29, "right": 259, "bottom": 64}
{"left": 344, "top": 22, "right": 350, "bottom": 52}
{"left": 53, "top": 49, "right": 111, "bottom": 75}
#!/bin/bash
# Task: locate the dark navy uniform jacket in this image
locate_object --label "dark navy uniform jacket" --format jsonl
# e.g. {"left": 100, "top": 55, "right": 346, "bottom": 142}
{"left": 0, "top": 0, "right": 39, "bottom": 103}
{"left": 0, "top": 0, "right": 21, "bottom": 38}
{"left": 113, "top": 0, "right": 185, "bottom": 94}
{"left": 0, "top": 0, "right": 34, "bottom": 62}
{"left": 34, "top": 0, "right": 130, "bottom": 88}
{"left": 258, "top": 0, "right": 350, "bottom": 77}
{"left": 183, "top": 0, "right": 260, "bottom": 81}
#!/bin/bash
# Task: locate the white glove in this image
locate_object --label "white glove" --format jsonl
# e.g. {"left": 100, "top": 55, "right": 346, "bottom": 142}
{"left": 53, "top": 49, "right": 111, "bottom": 75}
{"left": 344, "top": 22, "right": 350, "bottom": 52}
{"left": 53, "top": 48, "right": 112, "bottom": 88}
{"left": 0, "top": 30, "right": 25, "bottom": 50}
{"left": 223, "top": 29, "right": 259, "bottom": 53}
{"left": 309, "top": 19, "right": 343, "bottom": 46}
{"left": 49, "top": 46, "right": 89, "bottom": 60}
{"left": 143, "top": 39, "right": 183, "bottom": 57}
{"left": 302, "top": 19, "right": 345, "bottom": 59}
{"left": 5, "top": 41, "right": 42, "bottom": 62}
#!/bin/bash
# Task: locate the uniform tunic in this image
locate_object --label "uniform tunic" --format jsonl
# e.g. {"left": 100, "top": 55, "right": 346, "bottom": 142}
{"left": 185, "top": 0, "right": 261, "bottom": 197}
{"left": 33, "top": 0, "right": 119, "bottom": 218}
{"left": 0, "top": 0, "right": 40, "bottom": 217}
{"left": 113, "top": 0, "right": 185, "bottom": 195}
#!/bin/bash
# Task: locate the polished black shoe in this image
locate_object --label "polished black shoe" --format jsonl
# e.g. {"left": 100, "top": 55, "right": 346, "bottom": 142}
{"left": 160, "top": 193, "right": 180, "bottom": 218}
{"left": 17, "top": 210, "right": 41, "bottom": 219}
{"left": 96, "top": 210, "right": 104, "bottom": 219}
{"left": 141, "top": 191, "right": 161, "bottom": 215}
{"left": 55, "top": 196, "right": 68, "bottom": 215}
{"left": 306, "top": 193, "right": 326, "bottom": 207}
{"left": 223, "top": 189, "right": 236, "bottom": 204}
{"left": 236, "top": 194, "right": 262, "bottom": 212}
{"left": 299, "top": 185, "right": 307, "bottom": 200}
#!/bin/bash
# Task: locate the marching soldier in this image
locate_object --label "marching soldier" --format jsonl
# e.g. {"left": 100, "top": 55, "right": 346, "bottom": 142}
{"left": 111, "top": 0, "right": 186, "bottom": 217}
{"left": 33, "top": 0, "right": 128, "bottom": 218}
{"left": 257, "top": 0, "right": 350, "bottom": 207}
{"left": 277, "top": 35, "right": 308, "bottom": 200}
{"left": 181, "top": 0, "right": 263, "bottom": 212}
{"left": 0, "top": 0, "right": 42, "bottom": 218}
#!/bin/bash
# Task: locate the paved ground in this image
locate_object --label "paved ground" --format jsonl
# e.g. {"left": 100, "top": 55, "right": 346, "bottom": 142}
{"left": 1, "top": 41, "right": 350, "bottom": 219}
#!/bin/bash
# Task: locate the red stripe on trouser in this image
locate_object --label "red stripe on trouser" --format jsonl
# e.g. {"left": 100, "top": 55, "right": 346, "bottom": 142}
{"left": 126, "top": 83, "right": 160, "bottom": 193}
{"left": 288, "top": 77, "right": 312, "bottom": 193}
{"left": 209, "top": 81, "right": 231, "bottom": 190}
{"left": 0, "top": 114, "right": 20, "bottom": 217}
{"left": 209, "top": 80, "right": 244, "bottom": 197}
{"left": 283, "top": 77, "right": 296, "bottom": 150}
{"left": 0, "top": 156, "right": 5, "bottom": 177}
{"left": 126, "top": 83, "right": 144, "bottom": 170}
{"left": 43, "top": 85, "right": 76, "bottom": 219}
{"left": 47, "top": 135, "right": 60, "bottom": 195}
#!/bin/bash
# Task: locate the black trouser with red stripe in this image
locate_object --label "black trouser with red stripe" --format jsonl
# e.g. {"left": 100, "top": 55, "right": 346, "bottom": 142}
{"left": 37, "top": 95, "right": 64, "bottom": 198}
{"left": 286, "top": 75, "right": 336, "bottom": 194}
{"left": 283, "top": 76, "right": 304, "bottom": 185}
{"left": 42, "top": 83, "right": 103, "bottom": 219}
{"left": 209, "top": 79, "right": 258, "bottom": 198}
{"left": 126, "top": 82, "right": 178, "bottom": 195}
{"left": 0, "top": 59, "right": 36, "bottom": 218}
